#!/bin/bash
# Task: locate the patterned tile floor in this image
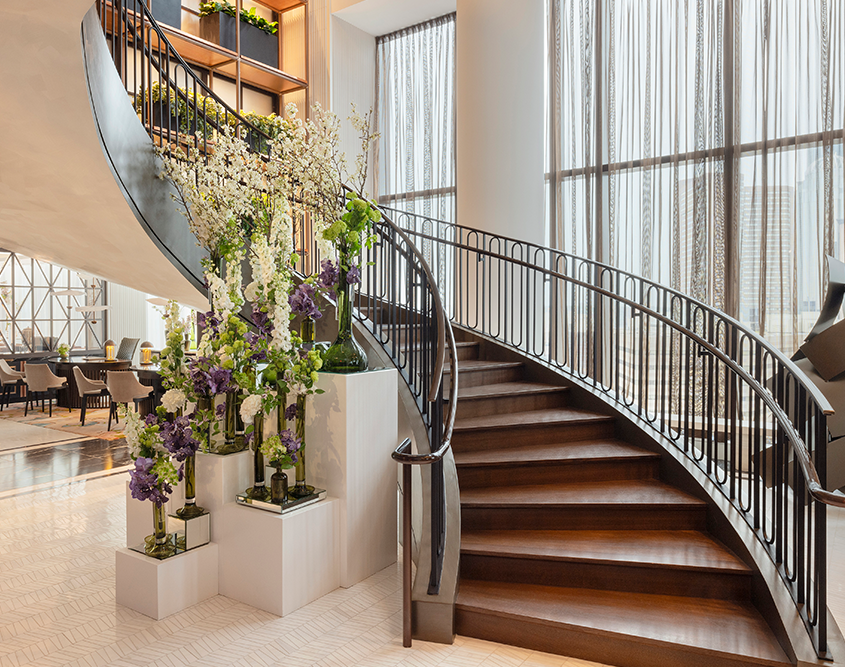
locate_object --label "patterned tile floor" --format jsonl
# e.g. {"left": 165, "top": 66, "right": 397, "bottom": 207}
{"left": 0, "top": 475, "right": 607, "bottom": 667}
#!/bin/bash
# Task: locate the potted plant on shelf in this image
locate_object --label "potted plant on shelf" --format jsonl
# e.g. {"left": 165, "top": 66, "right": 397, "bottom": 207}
{"left": 199, "top": 1, "right": 279, "bottom": 69}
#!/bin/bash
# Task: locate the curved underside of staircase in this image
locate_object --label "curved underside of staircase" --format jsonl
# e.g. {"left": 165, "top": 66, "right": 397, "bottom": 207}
{"left": 0, "top": 2, "right": 205, "bottom": 308}
{"left": 446, "top": 327, "right": 845, "bottom": 667}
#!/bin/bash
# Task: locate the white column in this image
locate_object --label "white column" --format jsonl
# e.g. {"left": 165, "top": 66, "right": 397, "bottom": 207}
{"left": 456, "top": 0, "right": 545, "bottom": 245}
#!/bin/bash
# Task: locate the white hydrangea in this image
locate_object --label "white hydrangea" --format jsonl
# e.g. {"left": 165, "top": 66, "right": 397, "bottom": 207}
{"left": 240, "top": 393, "right": 264, "bottom": 424}
{"left": 161, "top": 388, "right": 187, "bottom": 414}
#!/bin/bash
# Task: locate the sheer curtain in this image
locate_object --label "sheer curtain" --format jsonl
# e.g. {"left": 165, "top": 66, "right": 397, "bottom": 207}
{"left": 375, "top": 13, "right": 456, "bottom": 224}
{"left": 548, "top": 0, "right": 845, "bottom": 353}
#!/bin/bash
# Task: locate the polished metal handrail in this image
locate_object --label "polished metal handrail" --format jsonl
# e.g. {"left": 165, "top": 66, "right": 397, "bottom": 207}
{"left": 386, "top": 205, "right": 838, "bottom": 657}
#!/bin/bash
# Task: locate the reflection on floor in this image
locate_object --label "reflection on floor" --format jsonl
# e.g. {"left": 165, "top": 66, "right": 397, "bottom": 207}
{"left": 0, "top": 412, "right": 131, "bottom": 495}
{"left": 0, "top": 475, "right": 606, "bottom": 667}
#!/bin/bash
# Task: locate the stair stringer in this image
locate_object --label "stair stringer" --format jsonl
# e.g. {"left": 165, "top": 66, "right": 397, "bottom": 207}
{"left": 451, "top": 324, "right": 845, "bottom": 667}
{"left": 81, "top": 6, "right": 208, "bottom": 301}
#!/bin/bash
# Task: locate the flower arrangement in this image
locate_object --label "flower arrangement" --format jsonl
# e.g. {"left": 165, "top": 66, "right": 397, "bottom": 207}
{"left": 260, "top": 428, "right": 301, "bottom": 469}
{"left": 57, "top": 343, "right": 69, "bottom": 358}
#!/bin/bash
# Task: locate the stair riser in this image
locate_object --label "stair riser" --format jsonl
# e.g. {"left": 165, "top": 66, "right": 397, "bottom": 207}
{"left": 452, "top": 390, "right": 569, "bottom": 419}
{"left": 456, "top": 344, "right": 480, "bottom": 361}
{"left": 450, "top": 365, "right": 524, "bottom": 388}
{"left": 459, "top": 556, "right": 751, "bottom": 601}
{"left": 457, "top": 458, "right": 659, "bottom": 488}
{"left": 454, "top": 610, "right": 784, "bottom": 667}
{"left": 451, "top": 421, "right": 616, "bottom": 452}
{"left": 461, "top": 506, "right": 707, "bottom": 531}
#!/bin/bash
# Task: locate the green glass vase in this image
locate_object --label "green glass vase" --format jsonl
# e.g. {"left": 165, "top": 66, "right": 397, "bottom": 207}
{"left": 176, "top": 454, "right": 206, "bottom": 518}
{"left": 217, "top": 392, "right": 245, "bottom": 454}
{"left": 145, "top": 501, "right": 176, "bottom": 559}
{"left": 322, "top": 271, "right": 367, "bottom": 373}
{"left": 288, "top": 395, "right": 315, "bottom": 498}
{"left": 271, "top": 467, "right": 288, "bottom": 504}
{"left": 245, "top": 412, "right": 270, "bottom": 500}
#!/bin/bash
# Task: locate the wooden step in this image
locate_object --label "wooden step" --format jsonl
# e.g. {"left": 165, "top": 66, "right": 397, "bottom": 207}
{"left": 451, "top": 408, "right": 616, "bottom": 451}
{"left": 460, "top": 480, "right": 707, "bottom": 530}
{"left": 400, "top": 340, "right": 479, "bottom": 361}
{"left": 445, "top": 359, "right": 524, "bottom": 387}
{"left": 460, "top": 529, "right": 752, "bottom": 600}
{"left": 455, "top": 440, "right": 660, "bottom": 487}
{"left": 446, "top": 381, "right": 570, "bottom": 418}
{"left": 455, "top": 580, "right": 790, "bottom": 667}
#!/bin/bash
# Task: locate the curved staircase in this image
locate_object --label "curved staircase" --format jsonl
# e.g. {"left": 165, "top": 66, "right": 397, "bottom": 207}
{"left": 448, "top": 335, "right": 791, "bottom": 666}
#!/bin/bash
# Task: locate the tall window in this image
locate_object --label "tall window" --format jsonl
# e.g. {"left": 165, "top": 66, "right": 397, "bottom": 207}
{"left": 547, "top": 0, "right": 845, "bottom": 352}
{"left": 376, "top": 14, "right": 457, "bottom": 223}
{"left": 0, "top": 251, "right": 107, "bottom": 355}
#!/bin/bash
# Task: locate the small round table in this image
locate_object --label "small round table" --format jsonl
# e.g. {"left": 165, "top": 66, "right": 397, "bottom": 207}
{"left": 55, "top": 357, "right": 131, "bottom": 409}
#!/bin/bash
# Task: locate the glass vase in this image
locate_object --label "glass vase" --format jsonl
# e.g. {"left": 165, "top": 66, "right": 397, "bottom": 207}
{"left": 276, "top": 384, "right": 288, "bottom": 435}
{"left": 176, "top": 454, "right": 206, "bottom": 518}
{"left": 145, "top": 501, "right": 176, "bottom": 559}
{"left": 196, "top": 396, "right": 212, "bottom": 451}
{"left": 245, "top": 412, "right": 270, "bottom": 500}
{"left": 289, "top": 394, "right": 315, "bottom": 498}
{"left": 218, "top": 392, "right": 244, "bottom": 454}
{"left": 301, "top": 315, "right": 315, "bottom": 349}
{"left": 271, "top": 467, "right": 288, "bottom": 504}
{"left": 322, "top": 270, "right": 367, "bottom": 373}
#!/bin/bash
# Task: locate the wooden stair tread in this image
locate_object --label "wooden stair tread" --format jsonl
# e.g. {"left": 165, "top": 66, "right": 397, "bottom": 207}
{"left": 454, "top": 440, "right": 658, "bottom": 467}
{"left": 447, "top": 381, "right": 569, "bottom": 401}
{"left": 446, "top": 359, "right": 523, "bottom": 373}
{"left": 456, "top": 580, "right": 789, "bottom": 665}
{"left": 454, "top": 407, "right": 614, "bottom": 431}
{"left": 460, "top": 479, "right": 706, "bottom": 508}
{"left": 460, "top": 529, "right": 750, "bottom": 573}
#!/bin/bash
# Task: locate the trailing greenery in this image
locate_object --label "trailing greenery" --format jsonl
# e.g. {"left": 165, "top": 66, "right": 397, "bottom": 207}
{"left": 134, "top": 82, "right": 286, "bottom": 144}
{"left": 199, "top": 1, "right": 278, "bottom": 36}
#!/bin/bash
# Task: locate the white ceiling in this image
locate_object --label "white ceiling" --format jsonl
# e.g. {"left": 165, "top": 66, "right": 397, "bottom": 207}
{"left": 332, "top": 0, "right": 456, "bottom": 37}
{"left": 0, "top": 1, "right": 206, "bottom": 308}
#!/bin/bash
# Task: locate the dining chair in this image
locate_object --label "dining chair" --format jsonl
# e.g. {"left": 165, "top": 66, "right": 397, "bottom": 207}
{"left": 23, "top": 364, "right": 68, "bottom": 417}
{"left": 73, "top": 366, "right": 109, "bottom": 426}
{"left": 0, "top": 359, "right": 25, "bottom": 411}
{"left": 116, "top": 337, "right": 140, "bottom": 362}
{"left": 106, "top": 370, "right": 153, "bottom": 430}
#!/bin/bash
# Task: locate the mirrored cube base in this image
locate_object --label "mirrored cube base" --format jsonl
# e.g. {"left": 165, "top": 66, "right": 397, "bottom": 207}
{"left": 235, "top": 488, "right": 326, "bottom": 514}
{"left": 168, "top": 510, "right": 210, "bottom": 551}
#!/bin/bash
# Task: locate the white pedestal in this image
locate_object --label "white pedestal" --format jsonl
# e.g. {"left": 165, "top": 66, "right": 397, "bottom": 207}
{"left": 307, "top": 369, "right": 398, "bottom": 587}
{"left": 115, "top": 543, "right": 219, "bottom": 620}
{"left": 218, "top": 498, "right": 340, "bottom": 615}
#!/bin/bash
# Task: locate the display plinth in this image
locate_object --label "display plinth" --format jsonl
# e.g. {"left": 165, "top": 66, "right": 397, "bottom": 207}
{"left": 115, "top": 543, "right": 218, "bottom": 620}
{"left": 218, "top": 497, "right": 340, "bottom": 616}
{"left": 307, "top": 369, "right": 398, "bottom": 588}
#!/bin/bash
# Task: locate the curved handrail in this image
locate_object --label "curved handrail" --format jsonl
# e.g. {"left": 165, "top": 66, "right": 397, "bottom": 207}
{"left": 383, "top": 206, "right": 834, "bottom": 417}
{"left": 95, "top": 1, "right": 460, "bottom": 642}
{"left": 386, "top": 205, "right": 838, "bottom": 656}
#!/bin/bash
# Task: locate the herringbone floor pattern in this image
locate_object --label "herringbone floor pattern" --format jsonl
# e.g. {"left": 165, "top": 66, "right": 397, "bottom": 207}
{"left": 0, "top": 475, "right": 607, "bottom": 667}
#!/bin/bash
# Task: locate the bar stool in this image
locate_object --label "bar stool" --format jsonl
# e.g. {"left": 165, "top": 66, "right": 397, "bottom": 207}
{"left": 106, "top": 370, "right": 153, "bottom": 430}
{"left": 73, "top": 366, "right": 109, "bottom": 426}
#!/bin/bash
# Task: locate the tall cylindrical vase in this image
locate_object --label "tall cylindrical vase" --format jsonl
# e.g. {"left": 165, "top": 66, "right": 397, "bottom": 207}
{"left": 146, "top": 501, "right": 176, "bottom": 559}
{"left": 196, "top": 396, "right": 212, "bottom": 451}
{"left": 218, "top": 392, "right": 245, "bottom": 454}
{"left": 246, "top": 412, "right": 270, "bottom": 500}
{"left": 289, "top": 395, "right": 314, "bottom": 498}
{"left": 177, "top": 454, "right": 205, "bottom": 518}
{"left": 322, "top": 270, "right": 367, "bottom": 373}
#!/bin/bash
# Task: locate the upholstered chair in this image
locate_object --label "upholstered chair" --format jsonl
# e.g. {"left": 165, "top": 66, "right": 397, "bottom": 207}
{"left": 0, "top": 359, "right": 25, "bottom": 411}
{"left": 73, "top": 366, "right": 109, "bottom": 426}
{"left": 116, "top": 337, "right": 140, "bottom": 362}
{"left": 106, "top": 370, "right": 152, "bottom": 430}
{"left": 23, "top": 364, "right": 68, "bottom": 417}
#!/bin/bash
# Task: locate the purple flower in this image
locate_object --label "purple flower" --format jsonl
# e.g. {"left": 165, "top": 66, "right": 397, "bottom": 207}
{"left": 251, "top": 305, "right": 274, "bottom": 338}
{"left": 197, "top": 311, "right": 221, "bottom": 335}
{"left": 160, "top": 415, "right": 200, "bottom": 462}
{"left": 346, "top": 262, "right": 361, "bottom": 285}
{"left": 216, "top": 403, "right": 226, "bottom": 418}
{"left": 279, "top": 428, "right": 302, "bottom": 454}
{"left": 317, "top": 259, "right": 340, "bottom": 290}
{"left": 145, "top": 412, "right": 159, "bottom": 427}
{"left": 284, "top": 403, "right": 298, "bottom": 421}
{"left": 189, "top": 356, "right": 236, "bottom": 396}
{"left": 289, "top": 283, "right": 321, "bottom": 320}
{"left": 129, "top": 457, "right": 172, "bottom": 506}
